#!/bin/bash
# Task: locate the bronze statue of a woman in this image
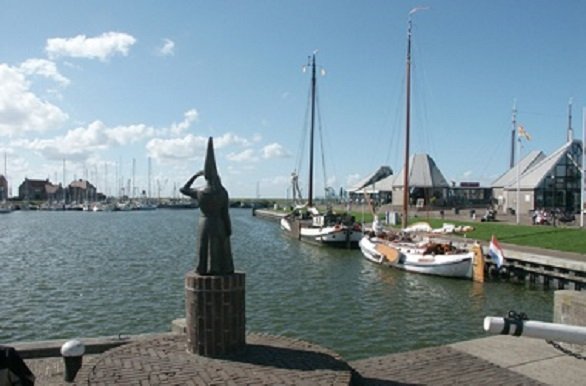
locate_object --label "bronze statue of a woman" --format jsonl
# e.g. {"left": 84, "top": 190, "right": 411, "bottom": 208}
{"left": 180, "top": 137, "right": 234, "bottom": 275}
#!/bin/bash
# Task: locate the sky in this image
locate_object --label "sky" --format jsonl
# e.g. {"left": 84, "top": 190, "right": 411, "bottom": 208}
{"left": 1, "top": 0, "right": 586, "bottom": 199}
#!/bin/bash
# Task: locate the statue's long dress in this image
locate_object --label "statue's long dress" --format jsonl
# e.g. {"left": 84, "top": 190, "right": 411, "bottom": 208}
{"left": 196, "top": 186, "right": 234, "bottom": 275}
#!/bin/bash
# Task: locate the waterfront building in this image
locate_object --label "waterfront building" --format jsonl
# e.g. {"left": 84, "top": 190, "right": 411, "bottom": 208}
{"left": 18, "top": 178, "right": 56, "bottom": 201}
{"left": 492, "top": 150, "right": 546, "bottom": 213}
{"left": 68, "top": 179, "right": 97, "bottom": 203}
{"left": 45, "top": 183, "right": 65, "bottom": 203}
{"left": 353, "top": 153, "right": 451, "bottom": 207}
{"left": 492, "top": 139, "right": 583, "bottom": 214}
{"left": 346, "top": 166, "right": 393, "bottom": 203}
{"left": 388, "top": 153, "right": 450, "bottom": 208}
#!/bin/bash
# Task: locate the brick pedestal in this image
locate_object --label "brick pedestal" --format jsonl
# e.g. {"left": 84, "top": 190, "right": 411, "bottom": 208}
{"left": 184, "top": 271, "right": 245, "bottom": 356}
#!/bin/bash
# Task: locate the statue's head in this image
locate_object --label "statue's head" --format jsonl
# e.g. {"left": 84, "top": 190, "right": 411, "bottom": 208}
{"left": 204, "top": 137, "right": 221, "bottom": 188}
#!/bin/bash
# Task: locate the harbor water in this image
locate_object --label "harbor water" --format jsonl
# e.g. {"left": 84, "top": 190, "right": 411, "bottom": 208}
{"left": 0, "top": 209, "right": 552, "bottom": 360}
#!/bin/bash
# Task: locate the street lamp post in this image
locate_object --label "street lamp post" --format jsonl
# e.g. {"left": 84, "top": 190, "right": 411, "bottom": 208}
{"left": 551, "top": 174, "right": 557, "bottom": 227}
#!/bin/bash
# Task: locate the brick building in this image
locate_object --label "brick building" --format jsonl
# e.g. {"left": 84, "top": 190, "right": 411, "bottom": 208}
{"left": 18, "top": 178, "right": 51, "bottom": 201}
{"left": 68, "top": 179, "right": 97, "bottom": 203}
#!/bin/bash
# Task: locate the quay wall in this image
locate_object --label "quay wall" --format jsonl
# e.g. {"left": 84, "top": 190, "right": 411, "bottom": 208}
{"left": 491, "top": 244, "right": 586, "bottom": 291}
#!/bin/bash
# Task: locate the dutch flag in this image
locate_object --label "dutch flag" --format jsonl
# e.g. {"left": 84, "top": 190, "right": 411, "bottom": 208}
{"left": 488, "top": 235, "right": 505, "bottom": 268}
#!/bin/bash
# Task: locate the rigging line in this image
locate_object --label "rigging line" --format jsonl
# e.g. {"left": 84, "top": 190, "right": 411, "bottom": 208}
{"left": 384, "top": 75, "right": 406, "bottom": 168}
{"left": 411, "top": 38, "right": 437, "bottom": 160}
{"left": 295, "top": 80, "right": 313, "bottom": 179}
{"left": 315, "top": 86, "right": 329, "bottom": 199}
{"left": 479, "top": 118, "right": 516, "bottom": 182}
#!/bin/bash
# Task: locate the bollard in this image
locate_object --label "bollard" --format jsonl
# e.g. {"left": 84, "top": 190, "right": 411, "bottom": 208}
{"left": 60, "top": 339, "right": 85, "bottom": 382}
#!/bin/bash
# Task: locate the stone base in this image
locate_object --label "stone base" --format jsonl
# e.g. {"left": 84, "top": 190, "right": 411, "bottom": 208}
{"left": 185, "top": 271, "right": 245, "bottom": 356}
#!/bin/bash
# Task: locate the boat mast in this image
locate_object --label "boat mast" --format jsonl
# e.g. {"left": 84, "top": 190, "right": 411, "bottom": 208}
{"left": 3, "top": 151, "right": 7, "bottom": 200}
{"left": 308, "top": 54, "right": 316, "bottom": 208}
{"left": 402, "top": 18, "right": 413, "bottom": 229}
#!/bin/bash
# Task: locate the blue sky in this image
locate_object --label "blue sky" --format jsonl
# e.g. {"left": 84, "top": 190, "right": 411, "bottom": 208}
{"left": 1, "top": 0, "right": 585, "bottom": 199}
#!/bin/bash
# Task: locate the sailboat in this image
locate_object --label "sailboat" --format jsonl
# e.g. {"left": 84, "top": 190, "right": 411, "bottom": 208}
{"left": 280, "top": 53, "right": 363, "bottom": 248}
{"left": 358, "top": 10, "right": 474, "bottom": 278}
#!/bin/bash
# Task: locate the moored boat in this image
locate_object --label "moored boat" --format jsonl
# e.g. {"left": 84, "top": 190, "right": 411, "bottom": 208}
{"left": 359, "top": 8, "right": 474, "bottom": 277}
{"left": 359, "top": 234, "right": 473, "bottom": 278}
{"left": 280, "top": 53, "right": 362, "bottom": 248}
{"left": 280, "top": 206, "right": 363, "bottom": 248}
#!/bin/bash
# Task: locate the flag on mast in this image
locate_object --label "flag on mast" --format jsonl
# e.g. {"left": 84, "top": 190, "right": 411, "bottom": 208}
{"left": 518, "top": 125, "right": 531, "bottom": 141}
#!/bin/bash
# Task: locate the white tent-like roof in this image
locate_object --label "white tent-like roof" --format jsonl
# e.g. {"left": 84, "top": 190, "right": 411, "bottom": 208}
{"left": 491, "top": 150, "right": 545, "bottom": 188}
{"left": 504, "top": 140, "right": 582, "bottom": 190}
{"left": 390, "top": 153, "right": 449, "bottom": 188}
{"left": 355, "top": 154, "right": 448, "bottom": 192}
{"left": 347, "top": 165, "right": 392, "bottom": 193}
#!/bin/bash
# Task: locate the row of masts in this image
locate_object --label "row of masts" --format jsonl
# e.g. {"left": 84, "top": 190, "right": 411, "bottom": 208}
{"left": 1, "top": 155, "right": 172, "bottom": 200}
{"left": 60, "top": 158, "right": 153, "bottom": 199}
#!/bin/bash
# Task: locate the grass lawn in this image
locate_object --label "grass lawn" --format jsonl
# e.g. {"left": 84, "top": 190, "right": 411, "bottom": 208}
{"left": 349, "top": 210, "right": 586, "bottom": 255}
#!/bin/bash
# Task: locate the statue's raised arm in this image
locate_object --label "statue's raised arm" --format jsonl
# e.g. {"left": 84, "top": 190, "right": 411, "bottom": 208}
{"left": 180, "top": 170, "right": 204, "bottom": 199}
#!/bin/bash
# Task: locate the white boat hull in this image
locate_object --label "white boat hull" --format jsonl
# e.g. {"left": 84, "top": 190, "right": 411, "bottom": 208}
{"left": 359, "top": 236, "right": 473, "bottom": 279}
{"left": 280, "top": 217, "right": 363, "bottom": 248}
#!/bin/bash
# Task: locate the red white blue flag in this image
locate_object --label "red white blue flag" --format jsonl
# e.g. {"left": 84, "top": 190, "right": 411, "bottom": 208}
{"left": 488, "top": 235, "right": 505, "bottom": 268}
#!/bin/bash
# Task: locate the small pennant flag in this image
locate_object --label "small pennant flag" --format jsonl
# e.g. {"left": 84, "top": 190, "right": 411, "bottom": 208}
{"left": 518, "top": 125, "right": 531, "bottom": 141}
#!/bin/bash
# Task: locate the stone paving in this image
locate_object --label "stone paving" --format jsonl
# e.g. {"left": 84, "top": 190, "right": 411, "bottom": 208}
{"left": 25, "top": 333, "right": 355, "bottom": 385}
{"left": 23, "top": 334, "right": 584, "bottom": 385}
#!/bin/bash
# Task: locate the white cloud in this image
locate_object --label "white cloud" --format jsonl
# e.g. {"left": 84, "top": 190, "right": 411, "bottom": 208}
{"left": 227, "top": 149, "right": 258, "bottom": 162}
{"left": 20, "top": 137, "right": 89, "bottom": 161}
{"left": 326, "top": 175, "right": 337, "bottom": 188}
{"left": 215, "top": 132, "right": 251, "bottom": 148}
{"left": 262, "top": 143, "right": 290, "bottom": 159}
{"left": 168, "top": 109, "right": 198, "bottom": 135}
{"left": 63, "top": 121, "right": 110, "bottom": 149}
{"left": 19, "top": 59, "right": 70, "bottom": 86}
{"left": 0, "top": 64, "right": 69, "bottom": 136}
{"left": 14, "top": 119, "right": 156, "bottom": 161}
{"left": 105, "top": 123, "right": 155, "bottom": 145}
{"left": 158, "top": 38, "right": 175, "bottom": 56}
{"left": 46, "top": 32, "right": 137, "bottom": 61}
{"left": 14, "top": 123, "right": 104, "bottom": 162}
{"left": 346, "top": 173, "right": 361, "bottom": 187}
{"left": 146, "top": 134, "right": 208, "bottom": 160}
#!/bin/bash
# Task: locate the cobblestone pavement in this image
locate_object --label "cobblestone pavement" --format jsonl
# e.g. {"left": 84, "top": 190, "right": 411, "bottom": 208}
{"left": 27, "top": 333, "right": 355, "bottom": 385}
